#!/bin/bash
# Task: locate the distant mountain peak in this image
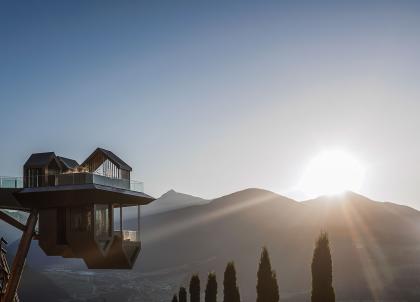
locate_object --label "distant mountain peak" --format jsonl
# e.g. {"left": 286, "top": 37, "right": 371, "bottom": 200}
{"left": 229, "top": 187, "right": 294, "bottom": 199}
{"left": 211, "top": 187, "right": 299, "bottom": 207}
{"left": 304, "top": 190, "right": 371, "bottom": 202}
{"left": 300, "top": 191, "right": 381, "bottom": 210}
{"left": 142, "top": 189, "right": 209, "bottom": 216}
{"left": 159, "top": 189, "right": 206, "bottom": 199}
{"left": 161, "top": 189, "right": 177, "bottom": 197}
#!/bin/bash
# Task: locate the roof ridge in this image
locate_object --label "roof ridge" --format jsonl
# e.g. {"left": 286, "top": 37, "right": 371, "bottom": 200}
{"left": 82, "top": 148, "right": 132, "bottom": 171}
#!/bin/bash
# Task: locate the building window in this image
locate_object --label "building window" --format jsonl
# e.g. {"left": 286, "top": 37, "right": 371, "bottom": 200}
{"left": 94, "top": 204, "right": 110, "bottom": 239}
{"left": 94, "top": 159, "right": 120, "bottom": 178}
{"left": 26, "top": 168, "right": 43, "bottom": 187}
{"left": 70, "top": 206, "right": 92, "bottom": 232}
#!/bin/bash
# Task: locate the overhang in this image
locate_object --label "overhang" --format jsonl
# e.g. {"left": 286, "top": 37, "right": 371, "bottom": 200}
{"left": 14, "top": 184, "right": 155, "bottom": 209}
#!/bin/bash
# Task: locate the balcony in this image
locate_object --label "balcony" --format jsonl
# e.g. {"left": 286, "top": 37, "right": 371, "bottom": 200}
{"left": 0, "top": 177, "right": 23, "bottom": 189}
{"left": 55, "top": 173, "right": 144, "bottom": 192}
{"left": 0, "top": 173, "right": 144, "bottom": 193}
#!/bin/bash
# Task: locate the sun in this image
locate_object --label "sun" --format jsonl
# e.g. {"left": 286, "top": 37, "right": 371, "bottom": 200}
{"left": 297, "top": 150, "right": 366, "bottom": 198}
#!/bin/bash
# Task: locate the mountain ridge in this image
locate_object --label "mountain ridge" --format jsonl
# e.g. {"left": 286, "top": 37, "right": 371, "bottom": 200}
{"left": 141, "top": 189, "right": 210, "bottom": 216}
{"left": 4, "top": 187, "right": 420, "bottom": 301}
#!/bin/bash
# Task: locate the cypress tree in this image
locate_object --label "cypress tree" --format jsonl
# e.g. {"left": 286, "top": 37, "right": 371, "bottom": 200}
{"left": 223, "top": 262, "right": 240, "bottom": 302}
{"left": 189, "top": 274, "right": 201, "bottom": 302}
{"left": 172, "top": 294, "right": 179, "bottom": 302}
{"left": 205, "top": 272, "right": 218, "bottom": 302}
{"left": 270, "top": 272, "right": 279, "bottom": 302}
{"left": 179, "top": 287, "right": 187, "bottom": 302}
{"left": 311, "top": 232, "right": 335, "bottom": 302}
{"left": 256, "top": 247, "right": 279, "bottom": 302}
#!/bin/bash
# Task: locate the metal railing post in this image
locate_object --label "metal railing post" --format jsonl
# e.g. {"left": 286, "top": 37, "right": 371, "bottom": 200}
{"left": 137, "top": 205, "right": 140, "bottom": 242}
{"left": 120, "top": 204, "right": 123, "bottom": 239}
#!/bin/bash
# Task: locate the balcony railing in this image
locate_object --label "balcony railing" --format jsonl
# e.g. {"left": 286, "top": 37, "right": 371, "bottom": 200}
{"left": 0, "top": 177, "right": 23, "bottom": 189}
{"left": 0, "top": 173, "right": 144, "bottom": 193}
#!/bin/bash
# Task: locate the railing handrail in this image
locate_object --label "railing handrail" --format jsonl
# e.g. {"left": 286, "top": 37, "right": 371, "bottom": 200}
{"left": 0, "top": 173, "right": 144, "bottom": 192}
{"left": 1, "top": 172, "right": 142, "bottom": 181}
{"left": 0, "top": 173, "right": 143, "bottom": 182}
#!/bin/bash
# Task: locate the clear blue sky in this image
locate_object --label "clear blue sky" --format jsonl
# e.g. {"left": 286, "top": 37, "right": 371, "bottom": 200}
{"left": 1, "top": 0, "right": 420, "bottom": 207}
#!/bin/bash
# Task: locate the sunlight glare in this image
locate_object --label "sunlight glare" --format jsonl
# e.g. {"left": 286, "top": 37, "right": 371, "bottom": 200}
{"left": 298, "top": 150, "right": 366, "bottom": 198}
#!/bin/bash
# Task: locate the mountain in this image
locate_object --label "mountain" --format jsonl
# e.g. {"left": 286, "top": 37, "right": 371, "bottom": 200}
{"left": 138, "top": 189, "right": 420, "bottom": 301}
{"left": 0, "top": 220, "right": 21, "bottom": 243}
{"left": 7, "top": 189, "right": 420, "bottom": 301}
{"left": 141, "top": 189, "right": 209, "bottom": 216}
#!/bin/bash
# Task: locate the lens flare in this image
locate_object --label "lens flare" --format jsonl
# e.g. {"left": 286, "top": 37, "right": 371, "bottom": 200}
{"left": 298, "top": 150, "right": 366, "bottom": 198}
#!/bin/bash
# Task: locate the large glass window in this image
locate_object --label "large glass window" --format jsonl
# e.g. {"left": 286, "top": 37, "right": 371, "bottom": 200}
{"left": 26, "top": 168, "right": 43, "bottom": 188}
{"left": 94, "top": 204, "right": 110, "bottom": 239}
{"left": 94, "top": 159, "right": 120, "bottom": 178}
{"left": 70, "top": 206, "right": 92, "bottom": 232}
{"left": 113, "top": 205, "right": 140, "bottom": 242}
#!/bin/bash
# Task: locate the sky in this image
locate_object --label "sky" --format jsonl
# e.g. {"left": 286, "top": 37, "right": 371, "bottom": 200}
{"left": 1, "top": 0, "right": 420, "bottom": 208}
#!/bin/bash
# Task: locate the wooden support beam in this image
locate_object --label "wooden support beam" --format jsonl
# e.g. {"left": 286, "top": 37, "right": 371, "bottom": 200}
{"left": 0, "top": 211, "right": 26, "bottom": 233}
{"left": 0, "top": 211, "right": 39, "bottom": 240}
{"left": 3, "top": 209, "right": 38, "bottom": 302}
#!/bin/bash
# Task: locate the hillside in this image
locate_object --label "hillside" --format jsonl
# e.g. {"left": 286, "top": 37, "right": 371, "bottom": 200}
{"left": 139, "top": 189, "right": 420, "bottom": 301}
{"left": 141, "top": 189, "right": 209, "bottom": 216}
{"left": 6, "top": 189, "right": 420, "bottom": 301}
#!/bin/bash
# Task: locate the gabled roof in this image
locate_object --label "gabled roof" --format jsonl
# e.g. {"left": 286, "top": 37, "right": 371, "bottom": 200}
{"left": 82, "top": 148, "right": 132, "bottom": 171}
{"left": 24, "top": 152, "right": 57, "bottom": 168}
{"left": 57, "top": 156, "right": 79, "bottom": 170}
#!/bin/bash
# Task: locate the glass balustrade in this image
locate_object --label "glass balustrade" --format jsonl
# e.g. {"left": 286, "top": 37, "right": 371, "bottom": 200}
{"left": 0, "top": 174, "right": 144, "bottom": 192}
{"left": 0, "top": 177, "right": 23, "bottom": 188}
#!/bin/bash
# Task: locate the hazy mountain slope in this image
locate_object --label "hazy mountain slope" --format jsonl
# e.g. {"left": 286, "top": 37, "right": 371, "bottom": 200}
{"left": 3, "top": 245, "right": 69, "bottom": 301}
{"left": 18, "top": 266, "right": 70, "bottom": 301}
{"left": 12, "top": 189, "right": 420, "bottom": 301}
{"left": 8, "top": 239, "right": 84, "bottom": 270}
{"left": 141, "top": 189, "right": 209, "bottom": 216}
{"left": 0, "top": 220, "right": 21, "bottom": 243}
{"left": 139, "top": 188, "right": 303, "bottom": 271}
{"left": 136, "top": 190, "right": 420, "bottom": 302}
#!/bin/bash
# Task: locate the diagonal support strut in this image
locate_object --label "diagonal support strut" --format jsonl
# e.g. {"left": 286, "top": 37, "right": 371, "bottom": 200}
{"left": 2, "top": 209, "right": 38, "bottom": 302}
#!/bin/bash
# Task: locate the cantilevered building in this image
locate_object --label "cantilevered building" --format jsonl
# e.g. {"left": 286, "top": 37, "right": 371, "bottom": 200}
{"left": 0, "top": 147, "right": 155, "bottom": 301}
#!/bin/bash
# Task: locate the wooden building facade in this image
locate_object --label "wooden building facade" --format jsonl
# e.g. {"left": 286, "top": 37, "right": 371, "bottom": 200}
{"left": 17, "top": 148, "right": 153, "bottom": 269}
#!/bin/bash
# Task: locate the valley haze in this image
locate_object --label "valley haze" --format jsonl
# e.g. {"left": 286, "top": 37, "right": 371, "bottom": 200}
{"left": 3, "top": 188, "right": 420, "bottom": 301}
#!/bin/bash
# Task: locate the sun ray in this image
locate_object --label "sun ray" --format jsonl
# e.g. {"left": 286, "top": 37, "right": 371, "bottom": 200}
{"left": 340, "top": 200, "right": 394, "bottom": 299}
{"left": 142, "top": 191, "right": 282, "bottom": 244}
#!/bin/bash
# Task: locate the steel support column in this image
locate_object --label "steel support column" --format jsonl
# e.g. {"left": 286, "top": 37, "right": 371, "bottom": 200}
{"left": 137, "top": 205, "right": 140, "bottom": 241}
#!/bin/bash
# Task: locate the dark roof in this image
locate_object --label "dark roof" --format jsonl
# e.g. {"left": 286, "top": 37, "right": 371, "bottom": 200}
{"left": 24, "top": 152, "right": 57, "bottom": 168}
{"left": 57, "top": 156, "right": 79, "bottom": 170}
{"left": 82, "top": 148, "right": 132, "bottom": 171}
